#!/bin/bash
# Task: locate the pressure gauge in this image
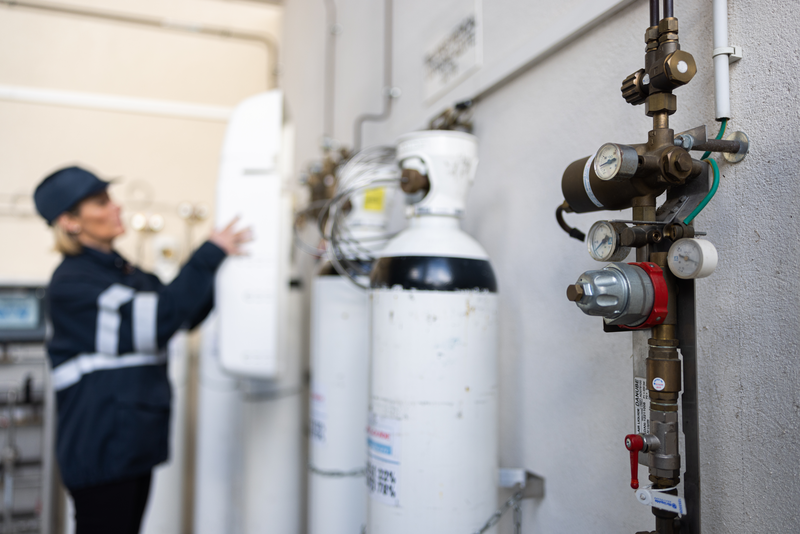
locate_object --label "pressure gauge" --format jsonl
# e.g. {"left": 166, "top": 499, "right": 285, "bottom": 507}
{"left": 667, "top": 238, "right": 718, "bottom": 279}
{"left": 593, "top": 143, "right": 639, "bottom": 182}
{"left": 587, "top": 221, "right": 631, "bottom": 262}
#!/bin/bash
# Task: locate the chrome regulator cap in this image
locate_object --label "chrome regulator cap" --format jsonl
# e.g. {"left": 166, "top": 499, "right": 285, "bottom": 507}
{"left": 566, "top": 262, "right": 655, "bottom": 327}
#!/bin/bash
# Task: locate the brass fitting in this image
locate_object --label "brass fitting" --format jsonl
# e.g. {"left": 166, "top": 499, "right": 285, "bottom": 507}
{"left": 663, "top": 223, "right": 695, "bottom": 241}
{"left": 658, "top": 32, "right": 679, "bottom": 44}
{"left": 645, "top": 93, "right": 677, "bottom": 116}
{"left": 400, "top": 168, "right": 430, "bottom": 195}
{"left": 661, "top": 147, "right": 694, "bottom": 184}
{"left": 664, "top": 50, "right": 697, "bottom": 87}
{"left": 647, "top": 348, "right": 682, "bottom": 401}
{"left": 622, "top": 69, "right": 649, "bottom": 106}
{"left": 566, "top": 284, "right": 584, "bottom": 302}
{"left": 645, "top": 26, "right": 659, "bottom": 52}
{"left": 657, "top": 17, "right": 679, "bottom": 35}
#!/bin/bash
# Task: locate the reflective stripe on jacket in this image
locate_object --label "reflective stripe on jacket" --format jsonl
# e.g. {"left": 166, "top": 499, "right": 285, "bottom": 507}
{"left": 47, "top": 242, "right": 225, "bottom": 489}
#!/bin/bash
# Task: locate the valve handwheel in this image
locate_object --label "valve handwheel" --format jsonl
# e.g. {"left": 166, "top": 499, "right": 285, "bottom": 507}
{"left": 625, "top": 434, "right": 645, "bottom": 490}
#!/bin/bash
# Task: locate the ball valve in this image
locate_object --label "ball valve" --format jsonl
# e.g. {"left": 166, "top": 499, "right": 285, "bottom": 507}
{"left": 624, "top": 433, "right": 660, "bottom": 489}
{"left": 566, "top": 262, "right": 668, "bottom": 329}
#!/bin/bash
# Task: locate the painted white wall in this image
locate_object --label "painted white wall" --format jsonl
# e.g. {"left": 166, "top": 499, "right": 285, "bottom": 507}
{"left": 0, "top": 2, "right": 283, "bottom": 533}
{"left": 0, "top": 0, "right": 281, "bottom": 279}
{"left": 282, "top": 0, "right": 800, "bottom": 532}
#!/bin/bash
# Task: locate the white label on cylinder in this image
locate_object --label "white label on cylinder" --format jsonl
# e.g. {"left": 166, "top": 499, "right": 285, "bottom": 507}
{"left": 634, "top": 377, "right": 650, "bottom": 434}
{"left": 367, "top": 413, "right": 401, "bottom": 507}
{"left": 310, "top": 385, "right": 327, "bottom": 444}
{"left": 652, "top": 377, "right": 666, "bottom": 391}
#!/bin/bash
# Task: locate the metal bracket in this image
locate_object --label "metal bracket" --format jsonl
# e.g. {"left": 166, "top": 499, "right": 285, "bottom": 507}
{"left": 655, "top": 195, "right": 690, "bottom": 225}
{"left": 712, "top": 45, "right": 743, "bottom": 64}
{"left": 675, "top": 125, "right": 708, "bottom": 146}
{"left": 498, "top": 468, "right": 545, "bottom": 499}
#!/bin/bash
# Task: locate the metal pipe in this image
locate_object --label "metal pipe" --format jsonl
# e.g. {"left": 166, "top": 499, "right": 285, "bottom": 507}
{"left": 650, "top": 0, "right": 659, "bottom": 26}
{"left": 323, "top": 0, "right": 338, "bottom": 144}
{"left": 0, "top": 0, "right": 279, "bottom": 89}
{"left": 662, "top": 0, "right": 673, "bottom": 19}
{"left": 2, "top": 390, "right": 17, "bottom": 530}
{"left": 677, "top": 278, "right": 701, "bottom": 534}
{"left": 712, "top": 0, "right": 731, "bottom": 120}
{"left": 0, "top": 83, "right": 233, "bottom": 121}
{"left": 352, "top": 0, "right": 395, "bottom": 151}
{"left": 691, "top": 138, "right": 740, "bottom": 153}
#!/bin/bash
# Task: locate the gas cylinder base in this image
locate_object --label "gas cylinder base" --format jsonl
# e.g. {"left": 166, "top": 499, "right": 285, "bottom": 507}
{"left": 367, "top": 289, "right": 498, "bottom": 534}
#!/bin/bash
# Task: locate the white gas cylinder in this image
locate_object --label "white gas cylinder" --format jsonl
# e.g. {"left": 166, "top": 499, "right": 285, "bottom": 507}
{"left": 308, "top": 153, "right": 397, "bottom": 534}
{"left": 308, "top": 270, "right": 370, "bottom": 534}
{"left": 367, "top": 131, "right": 498, "bottom": 533}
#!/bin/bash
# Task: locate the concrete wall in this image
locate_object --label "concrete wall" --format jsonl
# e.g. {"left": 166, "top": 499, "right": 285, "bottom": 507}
{"left": 282, "top": 0, "right": 800, "bottom": 532}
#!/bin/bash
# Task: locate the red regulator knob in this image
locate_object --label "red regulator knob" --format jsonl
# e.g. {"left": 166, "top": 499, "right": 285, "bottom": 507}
{"left": 624, "top": 434, "right": 645, "bottom": 490}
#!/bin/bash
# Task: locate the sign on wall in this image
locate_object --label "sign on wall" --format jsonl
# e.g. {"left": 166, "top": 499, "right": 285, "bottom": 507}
{"left": 423, "top": 1, "right": 483, "bottom": 101}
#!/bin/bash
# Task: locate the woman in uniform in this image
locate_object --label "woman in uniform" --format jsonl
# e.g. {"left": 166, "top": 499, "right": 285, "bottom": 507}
{"left": 33, "top": 165, "right": 248, "bottom": 534}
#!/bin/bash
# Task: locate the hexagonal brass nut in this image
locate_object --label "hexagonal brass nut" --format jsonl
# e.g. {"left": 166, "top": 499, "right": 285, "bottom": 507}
{"left": 566, "top": 284, "right": 585, "bottom": 302}
{"left": 658, "top": 32, "right": 679, "bottom": 44}
{"left": 658, "top": 17, "right": 679, "bottom": 34}
{"left": 645, "top": 92, "right": 677, "bottom": 116}
{"left": 662, "top": 147, "right": 693, "bottom": 184}
{"left": 664, "top": 50, "right": 697, "bottom": 86}
{"left": 645, "top": 26, "right": 659, "bottom": 43}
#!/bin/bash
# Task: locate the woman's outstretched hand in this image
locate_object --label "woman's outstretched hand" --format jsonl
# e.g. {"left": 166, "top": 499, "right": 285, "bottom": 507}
{"left": 210, "top": 216, "right": 253, "bottom": 255}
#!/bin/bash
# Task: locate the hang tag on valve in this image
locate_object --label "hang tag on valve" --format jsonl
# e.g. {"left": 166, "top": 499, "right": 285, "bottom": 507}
{"left": 635, "top": 488, "right": 687, "bottom": 515}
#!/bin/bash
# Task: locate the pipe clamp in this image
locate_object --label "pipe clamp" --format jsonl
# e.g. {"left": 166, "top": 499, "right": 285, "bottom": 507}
{"left": 712, "top": 46, "right": 743, "bottom": 63}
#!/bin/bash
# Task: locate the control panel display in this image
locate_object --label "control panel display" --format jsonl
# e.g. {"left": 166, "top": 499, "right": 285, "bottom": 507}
{"left": 0, "top": 294, "right": 39, "bottom": 330}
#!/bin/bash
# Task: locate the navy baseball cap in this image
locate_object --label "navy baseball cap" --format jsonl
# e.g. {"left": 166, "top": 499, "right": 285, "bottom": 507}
{"left": 33, "top": 166, "right": 111, "bottom": 225}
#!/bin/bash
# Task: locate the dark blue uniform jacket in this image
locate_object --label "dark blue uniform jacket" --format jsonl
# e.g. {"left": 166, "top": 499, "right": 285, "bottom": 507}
{"left": 47, "top": 242, "right": 226, "bottom": 490}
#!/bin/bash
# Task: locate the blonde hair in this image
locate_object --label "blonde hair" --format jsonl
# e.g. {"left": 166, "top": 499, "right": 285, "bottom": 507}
{"left": 53, "top": 224, "right": 82, "bottom": 256}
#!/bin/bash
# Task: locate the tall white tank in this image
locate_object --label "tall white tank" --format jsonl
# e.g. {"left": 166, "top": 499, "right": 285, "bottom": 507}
{"left": 194, "top": 313, "right": 244, "bottom": 534}
{"left": 308, "top": 271, "right": 369, "bottom": 534}
{"left": 308, "top": 154, "right": 397, "bottom": 534}
{"left": 367, "top": 131, "right": 498, "bottom": 533}
{"left": 195, "top": 90, "right": 303, "bottom": 534}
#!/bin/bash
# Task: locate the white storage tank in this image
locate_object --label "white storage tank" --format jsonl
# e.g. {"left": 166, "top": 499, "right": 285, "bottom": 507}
{"left": 308, "top": 153, "right": 397, "bottom": 534}
{"left": 367, "top": 131, "right": 498, "bottom": 533}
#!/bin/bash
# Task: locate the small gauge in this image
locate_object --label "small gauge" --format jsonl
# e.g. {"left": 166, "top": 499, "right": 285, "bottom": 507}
{"left": 667, "top": 238, "right": 718, "bottom": 279}
{"left": 587, "top": 221, "right": 631, "bottom": 262}
{"left": 593, "top": 143, "right": 639, "bottom": 182}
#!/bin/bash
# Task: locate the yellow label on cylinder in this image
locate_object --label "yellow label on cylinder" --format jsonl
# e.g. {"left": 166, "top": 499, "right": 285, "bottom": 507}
{"left": 363, "top": 187, "right": 385, "bottom": 212}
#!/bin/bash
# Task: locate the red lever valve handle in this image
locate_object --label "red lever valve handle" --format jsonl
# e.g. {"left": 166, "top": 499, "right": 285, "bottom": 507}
{"left": 625, "top": 434, "right": 645, "bottom": 490}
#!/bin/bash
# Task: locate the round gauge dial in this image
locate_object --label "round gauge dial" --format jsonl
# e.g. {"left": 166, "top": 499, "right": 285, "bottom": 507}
{"left": 593, "top": 143, "right": 639, "bottom": 182}
{"left": 587, "top": 221, "right": 631, "bottom": 262}
{"left": 594, "top": 144, "right": 622, "bottom": 180}
{"left": 667, "top": 238, "right": 718, "bottom": 279}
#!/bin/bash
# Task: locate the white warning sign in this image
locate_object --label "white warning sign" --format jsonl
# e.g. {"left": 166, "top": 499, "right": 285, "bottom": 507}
{"left": 423, "top": 6, "right": 482, "bottom": 100}
{"left": 634, "top": 377, "right": 650, "bottom": 434}
{"left": 367, "top": 413, "right": 401, "bottom": 506}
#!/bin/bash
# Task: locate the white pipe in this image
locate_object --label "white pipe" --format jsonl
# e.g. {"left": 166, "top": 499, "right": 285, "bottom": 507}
{"left": 0, "top": 84, "right": 232, "bottom": 122}
{"left": 194, "top": 315, "right": 244, "bottom": 534}
{"left": 712, "top": 0, "right": 731, "bottom": 121}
